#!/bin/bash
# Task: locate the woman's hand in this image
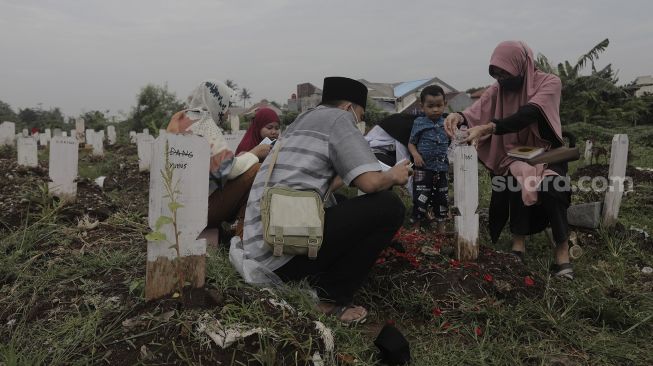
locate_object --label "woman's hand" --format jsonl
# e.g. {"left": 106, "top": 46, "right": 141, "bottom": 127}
{"left": 444, "top": 113, "right": 464, "bottom": 137}
{"left": 249, "top": 144, "right": 272, "bottom": 159}
{"left": 464, "top": 123, "right": 494, "bottom": 147}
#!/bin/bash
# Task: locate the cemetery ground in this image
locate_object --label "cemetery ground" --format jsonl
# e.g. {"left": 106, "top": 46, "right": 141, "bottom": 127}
{"left": 1, "top": 124, "right": 652, "bottom": 365}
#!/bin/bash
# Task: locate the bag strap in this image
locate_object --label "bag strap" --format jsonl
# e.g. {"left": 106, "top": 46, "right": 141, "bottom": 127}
{"left": 263, "top": 139, "right": 334, "bottom": 203}
{"left": 264, "top": 141, "right": 283, "bottom": 188}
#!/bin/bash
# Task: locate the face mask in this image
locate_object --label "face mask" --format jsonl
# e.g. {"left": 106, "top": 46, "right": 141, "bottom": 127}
{"left": 498, "top": 75, "right": 524, "bottom": 91}
{"left": 349, "top": 105, "right": 360, "bottom": 123}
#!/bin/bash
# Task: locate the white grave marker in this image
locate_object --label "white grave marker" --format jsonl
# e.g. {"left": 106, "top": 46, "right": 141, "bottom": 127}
{"left": 75, "top": 118, "right": 85, "bottom": 143}
{"left": 22, "top": 129, "right": 28, "bottom": 137}
{"left": 137, "top": 134, "right": 155, "bottom": 171}
{"left": 85, "top": 129, "right": 95, "bottom": 147}
{"left": 602, "top": 134, "right": 629, "bottom": 228}
{"left": 48, "top": 136, "right": 78, "bottom": 200}
{"left": 97, "top": 130, "right": 105, "bottom": 142}
{"left": 107, "top": 126, "right": 116, "bottom": 145}
{"left": 129, "top": 131, "right": 137, "bottom": 143}
{"left": 69, "top": 129, "right": 76, "bottom": 138}
{"left": 145, "top": 133, "right": 210, "bottom": 300}
{"left": 44, "top": 128, "right": 51, "bottom": 140}
{"left": 53, "top": 128, "right": 62, "bottom": 137}
{"left": 224, "top": 130, "right": 246, "bottom": 152}
{"left": 0, "top": 121, "right": 16, "bottom": 146}
{"left": 453, "top": 146, "right": 479, "bottom": 261}
{"left": 143, "top": 128, "right": 149, "bottom": 135}
{"left": 62, "top": 131, "right": 68, "bottom": 137}
{"left": 229, "top": 114, "right": 240, "bottom": 133}
{"left": 584, "top": 140, "right": 593, "bottom": 164}
{"left": 17, "top": 137, "right": 38, "bottom": 167}
{"left": 38, "top": 134, "right": 48, "bottom": 147}
{"left": 91, "top": 130, "right": 104, "bottom": 157}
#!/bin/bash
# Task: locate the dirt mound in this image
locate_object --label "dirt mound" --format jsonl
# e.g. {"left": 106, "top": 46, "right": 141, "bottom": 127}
{"left": 0, "top": 157, "right": 50, "bottom": 230}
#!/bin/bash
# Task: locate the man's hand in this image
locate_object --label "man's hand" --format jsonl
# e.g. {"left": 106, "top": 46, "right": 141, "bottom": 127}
{"left": 387, "top": 159, "right": 411, "bottom": 186}
{"left": 444, "top": 113, "right": 464, "bottom": 138}
{"left": 249, "top": 144, "right": 272, "bottom": 159}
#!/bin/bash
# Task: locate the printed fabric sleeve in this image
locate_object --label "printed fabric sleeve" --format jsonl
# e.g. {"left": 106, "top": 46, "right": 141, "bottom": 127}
{"left": 328, "top": 114, "right": 382, "bottom": 185}
{"left": 409, "top": 117, "right": 423, "bottom": 145}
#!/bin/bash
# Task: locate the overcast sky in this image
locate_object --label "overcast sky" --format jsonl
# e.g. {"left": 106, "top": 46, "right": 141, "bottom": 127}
{"left": 1, "top": 0, "right": 652, "bottom": 117}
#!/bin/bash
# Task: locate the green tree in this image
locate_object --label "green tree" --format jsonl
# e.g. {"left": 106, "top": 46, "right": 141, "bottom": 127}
{"left": 0, "top": 100, "right": 18, "bottom": 123}
{"left": 364, "top": 98, "right": 389, "bottom": 126}
{"left": 131, "top": 83, "right": 184, "bottom": 132}
{"left": 225, "top": 79, "right": 238, "bottom": 92}
{"left": 17, "top": 106, "right": 65, "bottom": 131}
{"left": 239, "top": 88, "right": 252, "bottom": 108}
{"left": 81, "top": 110, "right": 109, "bottom": 130}
{"left": 280, "top": 110, "right": 299, "bottom": 126}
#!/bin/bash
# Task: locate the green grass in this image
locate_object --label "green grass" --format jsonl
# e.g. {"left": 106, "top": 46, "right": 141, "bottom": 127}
{"left": 2, "top": 131, "right": 653, "bottom": 365}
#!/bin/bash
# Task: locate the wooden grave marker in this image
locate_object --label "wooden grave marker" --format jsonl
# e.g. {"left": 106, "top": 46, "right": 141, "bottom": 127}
{"left": 453, "top": 145, "right": 479, "bottom": 261}
{"left": 137, "top": 134, "right": 155, "bottom": 171}
{"left": 224, "top": 130, "right": 245, "bottom": 152}
{"left": 602, "top": 134, "right": 629, "bottom": 227}
{"left": 38, "top": 133, "right": 48, "bottom": 147}
{"left": 0, "top": 121, "right": 15, "bottom": 146}
{"left": 584, "top": 140, "right": 593, "bottom": 164}
{"left": 53, "top": 128, "right": 62, "bottom": 137}
{"left": 75, "top": 118, "right": 85, "bottom": 143}
{"left": 48, "top": 136, "right": 78, "bottom": 201}
{"left": 143, "top": 128, "right": 149, "bottom": 135}
{"left": 62, "top": 131, "right": 67, "bottom": 137}
{"left": 17, "top": 137, "right": 38, "bottom": 167}
{"left": 145, "top": 133, "right": 210, "bottom": 300}
{"left": 107, "top": 126, "right": 116, "bottom": 145}
{"left": 22, "top": 129, "right": 28, "bottom": 137}
{"left": 90, "top": 130, "right": 104, "bottom": 156}
{"left": 129, "top": 131, "right": 137, "bottom": 143}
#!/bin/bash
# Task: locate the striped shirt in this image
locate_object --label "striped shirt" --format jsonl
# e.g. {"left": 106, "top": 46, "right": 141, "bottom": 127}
{"left": 235, "top": 106, "right": 381, "bottom": 280}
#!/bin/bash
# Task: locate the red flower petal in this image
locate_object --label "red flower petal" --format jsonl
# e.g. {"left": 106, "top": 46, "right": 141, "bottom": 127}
{"left": 524, "top": 276, "right": 535, "bottom": 286}
{"left": 431, "top": 307, "right": 442, "bottom": 317}
{"left": 475, "top": 327, "right": 483, "bottom": 336}
{"left": 483, "top": 274, "right": 493, "bottom": 282}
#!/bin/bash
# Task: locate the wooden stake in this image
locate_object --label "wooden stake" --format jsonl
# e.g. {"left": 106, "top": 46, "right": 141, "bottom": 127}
{"left": 453, "top": 145, "right": 479, "bottom": 261}
{"left": 602, "top": 134, "right": 628, "bottom": 228}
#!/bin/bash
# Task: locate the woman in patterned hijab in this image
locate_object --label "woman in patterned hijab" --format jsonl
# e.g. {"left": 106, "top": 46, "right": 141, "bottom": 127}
{"left": 167, "top": 79, "right": 271, "bottom": 240}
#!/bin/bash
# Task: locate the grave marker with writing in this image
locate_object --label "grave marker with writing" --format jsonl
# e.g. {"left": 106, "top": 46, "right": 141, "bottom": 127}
{"left": 602, "top": 134, "right": 629, "bottom": 227}
{"left": 137, "top": 134, "right": 155, "bottom": 171}
{"left": 145, "top": 133, "right": 210, "bottom": 300}
{"left": 453, "top": 146, "right": 479, "bottom": 261}
{"left": 0, "top": 121, "right": 15, "bottom": 146}
{"left": 48, "top": 136, "right": 78, "bottom": 201}
{"left": 17, "top": 137, "right": 38, "bottom": 167}
{"left": 224, "top": 130, "right": 245, "bottom": 152}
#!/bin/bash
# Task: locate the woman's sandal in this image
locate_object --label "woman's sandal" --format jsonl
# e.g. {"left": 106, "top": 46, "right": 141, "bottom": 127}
{"left": 322, "top": 304, "right": 368, "bottom": 326}
{"left": 551, "top": 263, "right": 574, "bottom": 280}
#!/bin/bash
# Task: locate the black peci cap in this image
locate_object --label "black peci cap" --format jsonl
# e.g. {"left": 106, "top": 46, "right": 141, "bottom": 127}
{"left": 321, "top": 76, "right": 368, "bottom": 109}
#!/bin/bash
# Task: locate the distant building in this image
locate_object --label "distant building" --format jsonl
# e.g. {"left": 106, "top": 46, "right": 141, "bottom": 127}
{"left": 243, "top": 99, "right": 283, "bottom": 117}
{"left": 287, "top": 83, "right": 322, "bottom": 113}
{"left": 469, "top": 86, "right": 490, "bottom": 101}
{"left": 633, "top": 75, "right": 653, "bottom": 97}
{"left": 359, "top": 77, "right": 472, "bottom": 114}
